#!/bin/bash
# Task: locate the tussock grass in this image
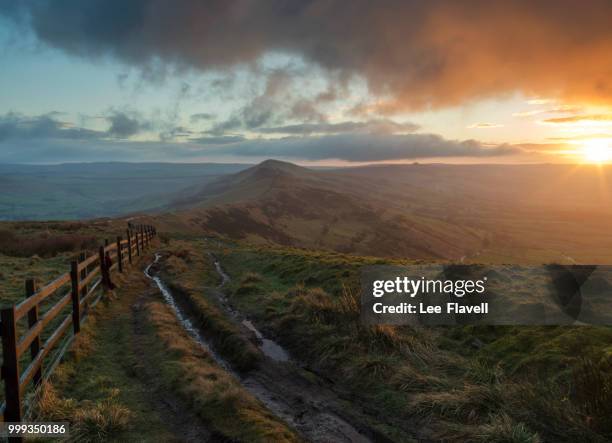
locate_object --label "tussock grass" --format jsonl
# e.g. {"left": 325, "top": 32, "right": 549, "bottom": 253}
{"left": 473, "top": 413, "right": 541, "bottom": 443}
{"left": 159, "top": 242, "right": 261, "bottom": 372}
{"left": 36, "top": 382, "right": 133, "bottom": 442}
{"left": 572, "top": 357, "right": 612, "bottom": 434}
{"left": 165, "top": 280, "right": 262, "bottom": 372}
{"left": 211, "top": 241, "right": 612, "bottom": 441}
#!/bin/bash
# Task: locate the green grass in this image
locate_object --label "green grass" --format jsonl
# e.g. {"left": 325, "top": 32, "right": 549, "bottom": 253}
{"left": 33, "top": 270, "right": 179, "bottom": 442}
{"left": 202, "top": 239, "right": 611, "bottom": 442}
{"left": 158, "top": 240, "right": 262, "bottom": 372}
{"left": 35, "top": 256, "right": 299, "bottom": 442}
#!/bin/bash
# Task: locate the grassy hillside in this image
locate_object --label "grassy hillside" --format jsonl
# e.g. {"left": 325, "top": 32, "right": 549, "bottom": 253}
{"left": 153, "top": 160, "right": 612, "bottom": 264}
{"left": 5, "top": 159, "right": 611, "bottom": 263}
{"left": 2, "top": 217, "right": 611, "bottom": 441}
{"left": 199, "top": 237, "right": 612, "bottom": 441}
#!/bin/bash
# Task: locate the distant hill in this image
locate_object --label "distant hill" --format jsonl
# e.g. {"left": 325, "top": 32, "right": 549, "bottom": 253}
{"left": 160, "top": 160, "right": 487, "bottom": 260}
{"left": 5, "top": 159, "right": 612, "bottom": 262}
{"left": 155, "top": 160, "right": 612, "bottom": 263}
{"left": 0, "top": 162, "right": 250, "bottom": 220}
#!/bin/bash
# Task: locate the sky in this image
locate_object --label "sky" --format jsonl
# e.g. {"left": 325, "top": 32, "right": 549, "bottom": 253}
{"left": 1, "top": 1, "right": 612, "bottom": 165}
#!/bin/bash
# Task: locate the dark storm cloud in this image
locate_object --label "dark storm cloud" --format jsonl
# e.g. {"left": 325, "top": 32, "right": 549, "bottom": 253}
{"left": 4, "top": 1, "right": 612, "bottom": 109}
{"left": 197, "top": 133, "right": 521, "bottom": 162}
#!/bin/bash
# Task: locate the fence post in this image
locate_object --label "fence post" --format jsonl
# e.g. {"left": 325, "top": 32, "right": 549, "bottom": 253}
{"left": 127, "top": 230, "right": 132, "bottom": 265}
{"left": 141, "top": 226, "right": 146, "bottom": 249}
{"left": 70, "top": 261, "right": 81, "bottom": 334}
{"left": 79, "top": 252, "right": 87, "bottom": 300}
{"left": 116, "top": 236, "right": 123, "bottom": 273}
{"left": 99, "top": 246, "right": 108, "bottom": 290}
{"left": 1, "top": 306, "right": 22, "bottom": 422}
{"left": 25, "top": 279, "right": 42, "bottom": 387}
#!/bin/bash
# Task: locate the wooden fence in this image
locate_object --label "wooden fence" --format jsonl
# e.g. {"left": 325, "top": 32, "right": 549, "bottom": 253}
{"left": 0, "top": 224, "right": 157, "bottom": 424}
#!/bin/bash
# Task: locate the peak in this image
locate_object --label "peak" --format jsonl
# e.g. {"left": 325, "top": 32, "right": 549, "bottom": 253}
{"left": 227, "top": 159, "right": 314, "bottom": 184}
{"left": 256, "top": 159, "right": 304, "bottom": 172}
{"left": 242, "top": 159, "right": 311, "bottom": 178}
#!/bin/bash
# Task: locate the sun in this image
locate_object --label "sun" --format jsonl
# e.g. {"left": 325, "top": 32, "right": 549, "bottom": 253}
{"left": 582, "top": 139, "right": 611, "bottom": 163}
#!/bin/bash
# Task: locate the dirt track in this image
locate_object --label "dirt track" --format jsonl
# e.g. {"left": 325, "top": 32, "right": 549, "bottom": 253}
{"left": 146, "top": 253, "right": 389, "bottom": 443}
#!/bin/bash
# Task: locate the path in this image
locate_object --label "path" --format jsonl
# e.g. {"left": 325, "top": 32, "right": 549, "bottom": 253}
{"left": 42, "top": 258, "right": 215, "bottom": 442}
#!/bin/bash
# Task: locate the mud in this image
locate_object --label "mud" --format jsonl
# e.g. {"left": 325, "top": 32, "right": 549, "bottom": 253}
{"left": 146, "top": 253, "right": 382, "bottom": 442}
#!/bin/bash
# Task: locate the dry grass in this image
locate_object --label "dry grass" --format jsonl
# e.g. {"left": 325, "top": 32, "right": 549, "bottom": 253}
{"left": 145, "top": 300, "right": 299, "bottom": 442}
{"left": 0, "top": 228, "right": 98, "bottom": 258}
{"left": 36, "top": 383, "right": 132, "bottom": 442}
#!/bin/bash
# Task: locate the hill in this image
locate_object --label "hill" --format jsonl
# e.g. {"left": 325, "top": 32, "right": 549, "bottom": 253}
{"left": 155, "top": 160, "right": 612, "bottom": 263}
{"left": 159, "top": 160, "right": 488, "bottom": 260}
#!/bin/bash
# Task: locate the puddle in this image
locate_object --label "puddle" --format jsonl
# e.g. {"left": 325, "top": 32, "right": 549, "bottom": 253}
{"left": 211, "top": 255, "right": 291, "bottom": 362}
{"left": 144, "top": 255, "right": 233, "bottom": 373}
{"left": 242, "top": 319, "right": 290, "bottom": 362}
{"left": 214, "top": 260, "right": 231, "bottom": 287}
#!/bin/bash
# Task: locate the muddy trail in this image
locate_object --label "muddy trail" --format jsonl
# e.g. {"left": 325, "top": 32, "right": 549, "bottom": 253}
{"left": 145, "top": 254, "right": 388, "bottom": 443}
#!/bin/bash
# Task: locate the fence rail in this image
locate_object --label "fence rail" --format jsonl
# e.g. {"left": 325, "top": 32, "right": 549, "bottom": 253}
{"left": 0, "top": 224, "right": 157, "bottom": 426}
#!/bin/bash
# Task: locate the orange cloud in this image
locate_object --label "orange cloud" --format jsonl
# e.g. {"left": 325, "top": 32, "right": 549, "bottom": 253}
{"left": 467, "top": 123, "right": 504, "bottom": 129}
{"left": 543, "top": 114, "right": 612, "bottom": 124}
{"left": 6, "top": 1, "right": 612, "bottom": 110}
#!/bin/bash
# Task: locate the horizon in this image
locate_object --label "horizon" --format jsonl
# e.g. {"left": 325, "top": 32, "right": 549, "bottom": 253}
{"left": 2, "top": 158, "right": 610, "bottom": 168}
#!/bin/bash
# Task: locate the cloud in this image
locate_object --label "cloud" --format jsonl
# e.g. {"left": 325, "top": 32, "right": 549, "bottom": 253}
{"left": 0, "top": 111, "right": 520, "bottom": 163}
{"left": 191, "top": 135, "right": 246, "bottom": 145}
{"left": 105, "top": 111, "right": 152, "bottom": 138}
{"left": 543, "top": 114, "right": 612, "bottom": 124}
{"left": 197, "top": 133, "right": 521, "bottom": 162}
{"left": 159, "top": 125, "right": 194, "bottom": 142}
{"left": 0, "top": 112, "right": 100, "bottom": 141}
{"left": 547, "top": 133, "right": 612, "bottom": 141}
{"left": 467, "top": 123, "right": 504, "bottom": 129}
{"left": 526, "top": 99, "right": 553, "bottom": 105}
{"left": 512, "top": 106, "right": 582, "bottom": 118}
{"left": 5, "top": 1, "right": 612, "bottom": 109}
{"left": 259, "top": 119, "right": 419, "bottom": 135}
{"left": 190, "top": 113, "right": 215, "bottom": 123}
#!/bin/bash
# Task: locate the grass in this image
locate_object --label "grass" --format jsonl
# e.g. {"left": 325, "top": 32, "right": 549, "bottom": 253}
{"left": 32, "top": 266, "right": 177, "bottom": 442}
{"left": 157, "top": 240, "right": 261, "bottom": 372}
{"left": 0, "top": 219, "right": 144, "bottom": 305}
{"left": 145, "top": 300, "right": 298, "bottom": 442}
{"left": 202, "top": 238, "right": 612, "bottom": 442}
{"left": 33, "top": 250, "right": 299, "bottom": 442}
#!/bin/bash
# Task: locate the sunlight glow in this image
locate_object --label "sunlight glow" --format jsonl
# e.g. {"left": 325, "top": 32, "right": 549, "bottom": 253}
{"left": 582, "top": 139, "right": 611, "bottom": 163}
